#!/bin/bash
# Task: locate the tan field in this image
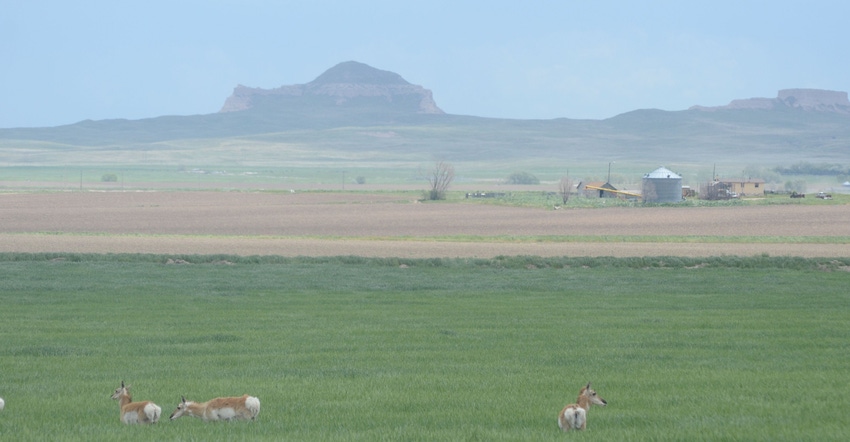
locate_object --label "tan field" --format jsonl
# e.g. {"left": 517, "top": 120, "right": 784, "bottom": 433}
{"left": 1, "top": 191, "right": 848, "bottom": 258}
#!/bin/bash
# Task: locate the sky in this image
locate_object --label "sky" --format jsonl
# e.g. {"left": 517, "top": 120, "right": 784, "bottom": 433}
{"left": 2, "top": 0, "right": 849, "bottom": 128}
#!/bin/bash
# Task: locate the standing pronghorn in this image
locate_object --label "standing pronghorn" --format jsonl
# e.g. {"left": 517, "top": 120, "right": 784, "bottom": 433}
{"left": 558, "top": 382, "right": 607, "bottom": 431}
{"left": 110, "top": 381, "right": 162, "bottom": 424}
{"left": 169, "top": 394, "right": 260, "bottom": 422}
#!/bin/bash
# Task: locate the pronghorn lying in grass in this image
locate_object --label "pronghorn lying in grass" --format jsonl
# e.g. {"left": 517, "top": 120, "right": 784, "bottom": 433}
{"left": 169, "top": 394, "right": 260, "bottom": 422}
{"left": 110, "top": 381, "right": 161, "bottom": 424}
{"left": 558, "top": 382, "right": 607, "bottom": 431}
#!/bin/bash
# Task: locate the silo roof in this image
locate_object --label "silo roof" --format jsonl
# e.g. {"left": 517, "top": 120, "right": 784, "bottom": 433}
{"left": 644, "top": 166, "right": 681, "bottom": 179}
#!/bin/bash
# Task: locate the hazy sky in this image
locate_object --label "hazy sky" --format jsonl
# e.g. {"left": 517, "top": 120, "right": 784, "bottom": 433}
{"left": 2, "top": 0, "right": 848, "bottom": 128}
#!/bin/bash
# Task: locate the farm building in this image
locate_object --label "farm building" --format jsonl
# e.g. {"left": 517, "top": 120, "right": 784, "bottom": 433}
{"left": 700, "top": 180, "right": 734, "bottom": 200}
{"left": 642, "top": 167, "right": 683, "bottom": 203}
{"left": 580, "top": 181, "right": 619, "bottom": 198}
{"left": 715, "top": 178, "right": 765, "bottom": 196}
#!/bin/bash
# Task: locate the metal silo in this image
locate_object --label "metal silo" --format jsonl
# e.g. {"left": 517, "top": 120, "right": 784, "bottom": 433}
{"left": 642, "top": 166, "right": 683, "bottom": 203}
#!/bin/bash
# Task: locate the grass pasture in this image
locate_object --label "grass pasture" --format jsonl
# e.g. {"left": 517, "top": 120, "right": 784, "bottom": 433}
{"left": 0, "top": 255, "right": 848, "bottom": 440}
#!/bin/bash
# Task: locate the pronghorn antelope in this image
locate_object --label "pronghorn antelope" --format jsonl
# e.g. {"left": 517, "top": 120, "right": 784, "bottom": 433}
{"left": 169, "top": 394, "right": 260, "bottom": 422}
{"left": 558, "top": 382, "right": 607, "bottom": 431}
{"left": 110, "top": 381, "right": 161, "bottom": 424}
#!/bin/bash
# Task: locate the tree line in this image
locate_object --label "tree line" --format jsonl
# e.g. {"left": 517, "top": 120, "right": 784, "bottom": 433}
{"left": 773, "top": 161, "right": 848, "bottom": 176}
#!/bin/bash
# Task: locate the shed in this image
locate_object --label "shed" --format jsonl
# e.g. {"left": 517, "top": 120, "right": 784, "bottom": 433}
{"left": 580, "top": 181, "right": 618, "bottom": 198}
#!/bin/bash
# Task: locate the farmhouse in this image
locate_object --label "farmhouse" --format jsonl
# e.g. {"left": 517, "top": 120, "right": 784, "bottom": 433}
{"left": 716, "top": 178, "right": 765, "bottom": 197}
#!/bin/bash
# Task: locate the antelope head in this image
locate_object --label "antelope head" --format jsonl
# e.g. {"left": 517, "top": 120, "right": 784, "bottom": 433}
{"left": 581, "top": 382, "right": 607, "bottom": 407}
{"left": 111, "top": 381, "right": 131, "bottom": 400}
{"left": 169, "top": 395, "right": 192, "bottom": 420}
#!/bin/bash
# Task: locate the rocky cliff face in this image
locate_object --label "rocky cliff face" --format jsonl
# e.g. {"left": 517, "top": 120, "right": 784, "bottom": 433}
{"left": 691, "top": 89, "right": 850, "bottom": 113}
{"left": 220, "top": 61, "right": 444, "bottom": 114}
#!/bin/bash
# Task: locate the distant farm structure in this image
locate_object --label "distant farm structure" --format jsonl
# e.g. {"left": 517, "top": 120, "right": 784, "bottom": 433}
{"left": 465, "top": 191, "right": 506, "bottom": 199}
{"left": 700, "top": 177, "right": 765, "bottom": 200}
{"left": 700, "top": 180, "right": 734, "bottom": 200}
{"left": 579, "top": 181, "right": 618, "bottom": 198}
{"left": 572, "top": 165, "right": 771, "bottom": 203}
{"left": 717, "top": 178, "right": 765, "bottom": 197}
{"left": 577, "top": 166, "right": 689, "bottom": 203}
{"left": 642, "top": 167, "right": 684, "bottom": 203}
{"left": 578, "top": 181, "right": 641, "bottom": 200}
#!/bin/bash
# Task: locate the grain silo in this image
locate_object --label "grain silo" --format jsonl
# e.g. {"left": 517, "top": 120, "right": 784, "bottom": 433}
{"left": 642, "top": 166, "right": 683, "bottom": 203}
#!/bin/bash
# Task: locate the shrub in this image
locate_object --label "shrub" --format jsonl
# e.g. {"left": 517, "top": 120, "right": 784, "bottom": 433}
{"left": 505, "top": 171, "right": 539, "bottom": 185}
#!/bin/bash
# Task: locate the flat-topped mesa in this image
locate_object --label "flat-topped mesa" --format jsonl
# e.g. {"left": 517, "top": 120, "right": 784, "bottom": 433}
{"left": 220, "top": 61, "right": 444, "bottom": 114}
{"left": 777, "top": 89, "right": 850, "bottom": 112}
{"left": 690, "top": 88, "right": 850, "bottom": 114}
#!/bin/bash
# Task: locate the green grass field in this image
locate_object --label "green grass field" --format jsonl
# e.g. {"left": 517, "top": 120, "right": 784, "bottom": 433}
{"left": 1, "top": 255, "right": 848, "bottom": 441}
{"left": 2, "top": 164, "right": 847, "bottom": 197}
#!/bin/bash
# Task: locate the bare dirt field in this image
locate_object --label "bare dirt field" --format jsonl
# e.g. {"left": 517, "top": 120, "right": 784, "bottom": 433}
{"left": 1, "top": 191, "right": 848, "bottom": 258}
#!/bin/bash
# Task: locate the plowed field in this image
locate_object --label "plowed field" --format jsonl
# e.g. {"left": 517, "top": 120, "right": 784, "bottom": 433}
{"left": 1, "top": 191, "right": 848, "bottom": 258}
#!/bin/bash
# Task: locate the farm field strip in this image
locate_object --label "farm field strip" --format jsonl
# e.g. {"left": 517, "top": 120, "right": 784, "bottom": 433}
{"left": 2, "top": 232, "right": 850, "bottom": 258}
{"left": 6, "top": 231, "right": 850, "bottom": 243}
{"left": 1, "top": 191, "right": 848, "bottom": 258}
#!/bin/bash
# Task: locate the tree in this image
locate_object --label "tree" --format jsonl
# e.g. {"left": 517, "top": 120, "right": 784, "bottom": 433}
{"left": 425, "top": 160, "right": 455, "bottom": 200}
{"left": 558, "top": 176, "right": 573, "bottom": 204}
{"left": 506, "top": 171, "right": 539, "bottom": 185}
{"left": 784, "top": 180, "right": 807, "bottom": 193}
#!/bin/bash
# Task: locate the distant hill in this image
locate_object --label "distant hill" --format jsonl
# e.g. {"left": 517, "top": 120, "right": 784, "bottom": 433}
{"left": 1, "top": 61, "right": 848, "bottom": 168}
{"left": 690, "top": 88, "right": 850, "bottom": 114}
{"left": 220, "top": 61, "right": 443, "bottom": 115}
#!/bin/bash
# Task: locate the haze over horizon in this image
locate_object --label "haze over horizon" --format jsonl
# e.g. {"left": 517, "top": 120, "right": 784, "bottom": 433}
{"left": 3, "top": 0, "right": 848, "bottom": 128}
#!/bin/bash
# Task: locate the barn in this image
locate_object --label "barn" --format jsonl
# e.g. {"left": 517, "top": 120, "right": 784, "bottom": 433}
{"left": 642, "top": 167, "right": 683, "bottom": 203}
